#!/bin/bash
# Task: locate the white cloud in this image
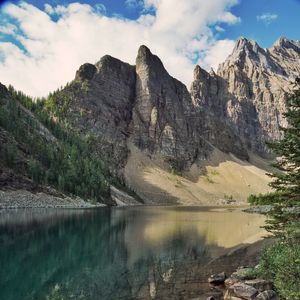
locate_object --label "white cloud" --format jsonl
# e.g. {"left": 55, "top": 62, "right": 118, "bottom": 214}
{"left": 215, "top": 25, "right": 225, "bottom": 32}
{"left": 0, "top": 0, "right": 240, "bottom": 97}
{"left": 0, "top": 24, "right": 16, "bottom": 35}
{"left": 202, "top": 39, "right": 235, "bottom": 71}
{"left": 257, "top": 13, "right": 278, "bottom": 25}
{"left": 218, "top": 11, "right": 241, "bottom": 24}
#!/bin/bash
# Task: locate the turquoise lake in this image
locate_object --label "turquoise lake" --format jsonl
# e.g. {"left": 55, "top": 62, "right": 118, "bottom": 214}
{"left": 0, "top": 206, "right": 266, "bottom": 300}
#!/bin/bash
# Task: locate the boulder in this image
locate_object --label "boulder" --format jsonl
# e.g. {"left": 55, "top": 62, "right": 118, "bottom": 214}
{"left": 255, "top": 290, "right": 279, "bottom": 300}
{"left": 245, "top": 279, "right": 273, "bottom": 292}
{"left": 229, "top": 283, "right": 258, "bottom": 300}
{"left": 224, "top": 290, "right": 243, "bottom": 300}
{"left": 225, "top": 277, "right": 239, "bottom": 287}
{"left": 208, "top": 272, "right": 227, "bottom": 284}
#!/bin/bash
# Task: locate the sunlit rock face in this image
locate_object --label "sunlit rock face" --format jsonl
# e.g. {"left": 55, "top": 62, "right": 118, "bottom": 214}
{"left": 213, "top": 36, "right": 299, "bottom": 157}
{"left": 60, "top": 37, "right": 299, "bottom": 174}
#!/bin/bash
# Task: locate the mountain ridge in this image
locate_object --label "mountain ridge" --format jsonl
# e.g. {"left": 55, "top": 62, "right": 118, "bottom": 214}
{"left": 1, "top": 36, "right": 299, "bottom": 205}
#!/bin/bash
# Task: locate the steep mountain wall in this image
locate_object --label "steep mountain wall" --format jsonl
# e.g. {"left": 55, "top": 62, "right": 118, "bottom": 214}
{"left": 214, "top": 37, "right": 299, "bottom": 156}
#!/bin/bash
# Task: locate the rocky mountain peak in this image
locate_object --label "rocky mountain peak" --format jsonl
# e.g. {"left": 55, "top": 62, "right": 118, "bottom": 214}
{"left": 75, "top": 63, "right": 97, "bottom": 81}
{"left": 272, "top": 36, "right": 300, "bottom": 50}
{"left": 273, "top": 36, "right": 289, "bottom": 47}
{"left": 137, "top": 45, "right": 152, "bottom": 59}
{"left": 95, "top": 54, "right": 134, "bottom": 73}
{"left": 233, "top": 37, "right": 262, "bottom": 54}
{"left": 221, "top": 36, "right": 267, "bottom": 70}
{"left": 136, "top": 45, "right": 167, "bottom": 75}
{"left": 194, "top": 65, "right": 210, "bottom": 81}
{"left": 209, "top": 68, "right": 217, "bottom": 77}
{"left": 234, "top": 36, "right": 252, "bottom": 49}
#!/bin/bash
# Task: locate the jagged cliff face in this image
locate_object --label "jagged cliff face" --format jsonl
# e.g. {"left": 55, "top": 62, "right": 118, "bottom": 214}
{"left": 66, "top": 37, "right": 300, "bottom": 170}
{"left": 47, "top": 36, "right": 299, "bottom": 203}
{"left": 190, "top": 66, "right": 248, "bottom": 160}
{"left": 132, "top": 46, "right": 207, "bottom": 170}
{"left": 207, "top": 36, "right": 300, "bottom": 156}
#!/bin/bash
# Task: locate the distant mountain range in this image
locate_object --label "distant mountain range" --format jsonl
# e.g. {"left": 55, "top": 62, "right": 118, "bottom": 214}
{"left": 1, "top": 36, "right": 299, "bottom": 206}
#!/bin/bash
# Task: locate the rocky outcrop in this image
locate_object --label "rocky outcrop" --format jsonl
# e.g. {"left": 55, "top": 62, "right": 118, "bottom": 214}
{"left": 214, "top": 37, "right": 298, "bottom": 157}
{"left": 132, "top": 45, "right": 208, "bottom": 170}
{"left": 190, "top": 65, "right": 248, "bottom": 160}
{"left": 57, "top": 55, "right": 136, "bottom": 171}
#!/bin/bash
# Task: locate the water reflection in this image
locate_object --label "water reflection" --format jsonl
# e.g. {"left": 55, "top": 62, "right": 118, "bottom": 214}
{"left": 0, "top": 207, "right": 265, "bottom": 300}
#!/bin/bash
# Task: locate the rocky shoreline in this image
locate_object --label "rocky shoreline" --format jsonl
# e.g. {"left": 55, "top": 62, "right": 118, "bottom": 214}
{"left": 0, "top": 190, "right": 105, "bottom": 209}
{"left": 207, "top": 266, "right": 279, "bottom": 300}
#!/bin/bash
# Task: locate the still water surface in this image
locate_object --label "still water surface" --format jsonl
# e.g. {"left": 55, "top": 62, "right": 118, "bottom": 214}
{"left": 0, "top": 206, "right": 266, "bottom": 300}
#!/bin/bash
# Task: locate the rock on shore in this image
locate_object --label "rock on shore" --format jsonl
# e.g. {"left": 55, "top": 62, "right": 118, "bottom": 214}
{"left": 208, "top": 266, "right": 279, "bottom": 300}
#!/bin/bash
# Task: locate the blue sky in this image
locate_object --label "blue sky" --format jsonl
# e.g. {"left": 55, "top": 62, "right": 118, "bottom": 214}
{"left": 226, "top": 0, "right": 300, "bottom": 47}
{"left": 0, "top": 0, "right": 299, "bottom": 96}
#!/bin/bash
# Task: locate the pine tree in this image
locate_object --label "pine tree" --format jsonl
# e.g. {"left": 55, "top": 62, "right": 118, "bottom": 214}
{"left": 249, "top": 78, "right": 300, "bottom": 240}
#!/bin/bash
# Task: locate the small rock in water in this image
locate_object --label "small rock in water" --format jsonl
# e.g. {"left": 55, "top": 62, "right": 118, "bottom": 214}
{"left": 229, "top": 283, "right": 258, "bottom": 300}
{"left": 255, "top": 290, "right": 279, "bottom": 300}
{"left": 208, "top": 272, "right": 227, "bottom": 284}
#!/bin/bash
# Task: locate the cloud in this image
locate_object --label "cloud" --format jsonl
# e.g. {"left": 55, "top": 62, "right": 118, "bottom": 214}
{"left": 125, "top": 0, "right": 144, "bottom": 9}
{"left": 0, "top": 0, "right": 240, "bottom": 97}
{"left": 215, "top": 25, "right": 225, "bottom": 32}
{"left": 218, "top": 11, "right": 241, "bottom": 24}
{"left": 257, "top": 13, "right": 278, "bottom": 25}
{"left": 0, "top": 23, "right": 16, "bottom": 35}
{"left": 202, "top": 39, "right": 235, "bottom": 71}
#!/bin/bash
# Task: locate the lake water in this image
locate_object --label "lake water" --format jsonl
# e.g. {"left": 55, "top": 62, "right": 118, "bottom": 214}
{"left": 0, "top": 206, "right": 266, "bottom": 300}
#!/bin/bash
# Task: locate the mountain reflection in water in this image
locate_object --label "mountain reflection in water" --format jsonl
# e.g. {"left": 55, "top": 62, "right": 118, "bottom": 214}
{"left": 0, "top": 206, "right": 266, "bottom": 300}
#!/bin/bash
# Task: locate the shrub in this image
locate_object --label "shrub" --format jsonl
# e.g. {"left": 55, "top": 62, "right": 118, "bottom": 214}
{"left": 256, "top": 241, "right": 300, "bottom": 300}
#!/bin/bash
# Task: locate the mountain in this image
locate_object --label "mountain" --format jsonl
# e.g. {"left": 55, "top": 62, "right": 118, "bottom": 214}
{"left": 1, "top": 36, "right": 299, "bottom": 206}
{"left": 216, "top": 36, "right": 299, "bottom": 155}
{"left": 0, "top": 83, "right": 138, "bottom": 207}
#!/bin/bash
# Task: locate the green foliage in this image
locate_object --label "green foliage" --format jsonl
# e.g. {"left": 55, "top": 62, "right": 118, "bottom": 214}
{"left": 248, "top": 192, "right": 285, "bottom": 205}
{"left": 0, "top": 143, "right": 19, "bottom": 168}
{"left": 0, "top": 86, "right": 121, "bottom": 204}
{"left": 28, "top": 160, "right": 43, "bottom": 183}
{"left": 255, "top": 241, "right": 300, "bottom": 300}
